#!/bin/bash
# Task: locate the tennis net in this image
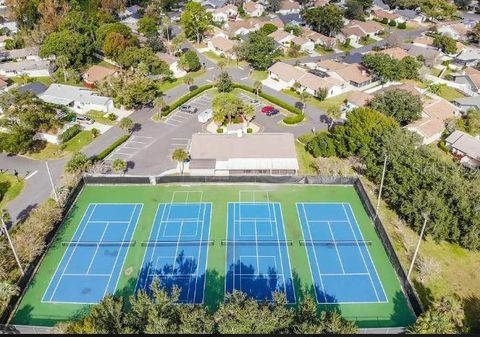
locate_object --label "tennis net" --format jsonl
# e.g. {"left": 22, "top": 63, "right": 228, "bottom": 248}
{"left": 221, "top": 240, "right": 293, "bottom": 246}
{"left": 61, "top": 241, "right": 136, "bottom": 247}
{"left": 299, "top": 240, "right": 372, "bottom": 246}
{"left": 141, "top": 240, "right": 215, "bottom": 246}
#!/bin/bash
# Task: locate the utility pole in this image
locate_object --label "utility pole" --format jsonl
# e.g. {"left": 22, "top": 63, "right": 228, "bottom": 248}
{"left": 407, "top": 215, "right": 429, "bottom": 280}
{"left": 1, "top": 217, "right": 24, "bottom": 276}
{"left": 45, "top": 161, "right": 59, "bottom": 204}
{"left": 374, "top": 154, "right": 388, "bottom": 221}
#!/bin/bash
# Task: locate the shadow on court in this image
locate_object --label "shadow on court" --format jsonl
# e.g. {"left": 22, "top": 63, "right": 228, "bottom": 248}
{"left": 135, "top": 251, "right": 206, "bottom": 304}
{"left": 226, "top": 261, "right": 295, "bottom": 303}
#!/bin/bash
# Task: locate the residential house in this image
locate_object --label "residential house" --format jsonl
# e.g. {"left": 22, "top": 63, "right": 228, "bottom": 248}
{"left": 196, "top": 0, "right": 226, "bottom": 11}
{"left": 338, "top": 20, "right": 383, "bottom": 44}
{"left": 267, "top": 61, "right": 346, "bottom": 97}
{"left": 278, "top": 13, "right": 304, "bottom": 26}
{"left": 407, "top": 98, "right": 458, "bottom": 144}
{"left": 437, "top": 22, "right": 471, "bottom": 41}
{"left": 156, "top": 53, "right": 187, "bottom": 78}
{"left": 207, "top": 36, "right": 238, "bottom": 58}
{"left": 212, "top": 4, "right": 238, "bottom": 22}
{"left": 375, "top": 46, "right": 410, "bottom": 60}
{"left": 445, "top": 130, "right": 480, "bottom": 168}
{"left": 39, "top": 84, "right": 113, "bottom": 114}
{"left": 397, "top": 9, "right": 425, "bottom": 23}
{"left": 0, "top": 47, "right": 41, "bottom": 62}
{"left": 453, "top": 66, "right": 480, "bottom": 95}
{"left": 338, "top": 26, "right": 365, "bottom": 44}
{"left": 334, "top": 63, "right": 375, "bottom": 88}
{"left": 404, "top": 44, "right": 442, "bottom": 67}
{"left": 454, "top": 48, "right": 480, "bottom": 67}
{"left": 371, "top": 9, "right": 405, "bottom": 24}
{"left": 243, "top": 1, "right": 264, "bottom": 17}
{"left": 412, "top": 35, "right": 434, "bottom": 47}
{"left": 343, "top": 90, "right": 374, "bottom": 114}
{"left": 17, "top": 81, "right": 48, "bottom": 96}
{"left": 0, "top": 18, "right": 17, "bottom": 34}
{"left": 262, "top": 18, "right": 285, "bottom": 30}
{"left": 269, "top": 29, "right": 295, "bottom": 48}
{"left": 313, "top": 0, "right": 329, "bottom": 7}
{"left": 83, "top": 65, "right": 118, "bottom": 89}
{"left": 224, "top": 19, "right": 260, "bottom": 37}
{"left": 302, "top": 27, "right": 336, "bottom": 49}
{"left": 291, "top": 36, "right": 315, "bottom": 53}
{"left": 120, "top": 15, "right": 140, "bottom": 33}
{"left": 0, "top": 76, "right": 7, "bottom": 91}
{"left": 0, "top": 59, "right": 50, "bottom": 77}
{"left": 187, "top": 133, "right": 299, "bottom": 176}
{"left": 277, "top": 0, "right": 301, "bottom": 14}
{"left": 453, "top": 96, "right": 480, "bottom": 113}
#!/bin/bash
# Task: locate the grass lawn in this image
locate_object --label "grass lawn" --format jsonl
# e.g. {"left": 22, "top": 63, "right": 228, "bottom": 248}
{"left": 429, "top": 68, "right": 442, "bottom": 77}
{"left": 10, "top": 76, "right": 53, "bottom": 86}
{"left": 282, "top": 89, "right": 350, "bottom": 112}
{"left": 13, "top": 184, "right": 416, "bottom": 328}
{"left": 401, "top": 79, "right": 428, "bottom": 89}
{"left": 249, "top": 70, "right": 267, "bottom": 81}
{"left": 202, "top": 51, "right": 247, "bottom": 68}
{"left": 359, "top": 37, "right": 376, "bottom": 46}
{"left": 437, "top": 86, "right": 466, "bottom": 101}
{"left": 295, "top": 141, "right": 317, "bottom": 175}
{"left": 314, "top": 46, "right": 335, "bottom": 55}
{"left": 157, "top": 69, "right": 207, "bottom": 92}
{"left": 0, "top": 173, "right": 24, "bottom": 210}
{"left": 338, "top": 43, "right": 355, "bottom": 52}
{"left": 27, "top": 130, "right": 96, "bottom": 160}
{"left": 86, "top": 110, "right": 117, "bottom": 125}
{"left": 276, "top": 52, "right": 308, "bottom": 61}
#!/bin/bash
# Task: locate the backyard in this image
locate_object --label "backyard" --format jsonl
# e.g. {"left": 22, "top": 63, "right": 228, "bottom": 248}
{"left": 27, "top": 130, "right": 96, "bottom": 160}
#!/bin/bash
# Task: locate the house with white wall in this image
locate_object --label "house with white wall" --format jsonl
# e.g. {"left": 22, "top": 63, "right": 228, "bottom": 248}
{"left": 243, "top": 1, "right": 264, "bottom": 17}
{"left": 156, "top": 53, "right": 187, "bottom": 78}
{"left": 0, "top": 60, "right": 50, "bottom": 77}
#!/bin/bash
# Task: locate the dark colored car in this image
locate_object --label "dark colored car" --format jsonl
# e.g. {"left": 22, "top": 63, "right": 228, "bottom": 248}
{"left": 180, "top": 105, "right": 198, "bottom": 114}
{"left": 266, "top": 109, "right": 279, "bottom": 117}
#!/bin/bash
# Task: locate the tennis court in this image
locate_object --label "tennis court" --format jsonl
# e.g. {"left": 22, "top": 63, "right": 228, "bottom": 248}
{"left": 136, "top": 191, "right": 211, "bottom": 304}
{"left": 225, "top": 191, "right": 295, "bottom": 303}
{"left": 297, "top": 202, "right": 387, "bottom": 304}
{"left": 42, "top": 203, "right": 142, "bottom": 304}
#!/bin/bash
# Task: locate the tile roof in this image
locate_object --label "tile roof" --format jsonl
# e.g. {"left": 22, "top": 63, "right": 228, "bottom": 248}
{"left": 347, "top": 90, "right": 373, "bottom": 107}
{"left": 83, "top": 65, "right": 118, "bottom": 83}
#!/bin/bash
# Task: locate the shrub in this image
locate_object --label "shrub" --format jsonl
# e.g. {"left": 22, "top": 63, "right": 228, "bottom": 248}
{"left": 107, "top": 113, "right": 118, "bottom": 121}
{"left": 283, "top": 113, "right": 305, "bottom": 124}
{"left": 247, "top": 128, "right": 253, "bottom": 133}
{"left": 305, "top": 131, "right": 336, "bottom": 157}
{"left": 95, "top": 135, "right": 130, "bottom": 161}
{"left": 438, "top": 140, "right": 450, "bottom": 153}
{"left": 381, "top": 17, "right": 389, "bottom": 24}
{"left": 388, "top": 20, "right": 396, "bottom": 27}
{"left": 91, "top": 128, "right": 100, "bottom": 138}
{"left": 398, "top": 22, "right": 406, "bottom": 29}
{"left": 216, "top": 128, "right": 224, "bottom": 133}
{"left": 59, "top": 124, "right": 81, "bottom": 143}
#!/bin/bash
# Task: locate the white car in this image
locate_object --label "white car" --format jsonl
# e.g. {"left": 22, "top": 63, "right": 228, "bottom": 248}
{"left": 198, "top": 109, "right": 213, "bottom": 123}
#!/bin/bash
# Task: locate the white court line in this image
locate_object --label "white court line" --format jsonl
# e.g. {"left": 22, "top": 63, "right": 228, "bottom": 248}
{"left": 62, "top": 273, "right": 110, "bottom": 277}
{"left": 276, "top": 202, "right": 297, "bottom": 303}
{"left": 25, "top": 170, "right": 38, "bottom": 180}
{"left": 326, "top": 221, "right": 345, "bottom": 274}
{"left": 192, "top": 201, "right": 207, "bottom": 303}
{"left": 298, "top": 203, "right": 327, "bottom": 303}
{"left": 85, "top": 222, "right": 110, "bottom": 274}
{"left": 320, "top": 273, "right": 370, "bottom": 276}
{"left": 271, "top": 202, "right": 288, "bottom": 300}
{"left": 342, "top": 203, "right": 387, "bottom": 303}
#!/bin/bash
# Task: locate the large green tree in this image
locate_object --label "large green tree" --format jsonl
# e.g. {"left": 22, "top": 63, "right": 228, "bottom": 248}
{"left": 40, "top": 30, "right": 95, "bottom": 67}
{"left": 178, "top": 50, "right": 201, "bottom": 72}
{"left": 433, "top": 34, "right": 457, "bottom": 54}
{"left": 238, "top": 31, "right": 278, "bottom": 70}
{"left": 369, "top": 88, "right": 423, "bottom": 125}
{"left": 180, "top": 2, "right": 212, "bottom": 43}
{"left": 302, "top": 4, "right": 344, "bottom": 37}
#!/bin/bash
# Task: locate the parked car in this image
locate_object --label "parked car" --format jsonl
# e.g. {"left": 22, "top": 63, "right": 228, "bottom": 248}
{"left": 250, "top": 98, "right": 260, "bottom": 104}
{"left": 76, "top": 115, "right": 94, "bottom": 125}
{"left": 266, "top": 109, "right": 279, "bottom": 117}
{"left": 261, "top": 105, "right": 274, "bottom": 113}
{"left": 198, "top": 109, "right": 213, "bottom": 123}
{"left": 180, "top": 105, "right": 198, "bottom": 114}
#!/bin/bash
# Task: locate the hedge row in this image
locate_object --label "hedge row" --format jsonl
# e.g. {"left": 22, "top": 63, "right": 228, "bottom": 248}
{"left": 161, "top": 84, "right": 214, "bottom": 117}
{"left": 59, "top": 124, "right": 81, "bottom": 144}
{"left": 283, "top": 113, "right": 305, "bottom": 124}
{"left": 95, "top": 134, "right": 130, "bottom": 161}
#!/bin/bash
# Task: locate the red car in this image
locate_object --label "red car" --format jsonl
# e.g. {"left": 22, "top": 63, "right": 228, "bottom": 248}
{"left": 261, "top": 105, "right": 274, "bottom": 113}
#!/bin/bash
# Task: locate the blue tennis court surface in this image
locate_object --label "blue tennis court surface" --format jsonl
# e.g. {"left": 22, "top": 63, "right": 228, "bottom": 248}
{"left": 42, "top": 203, "right": 142, "bottom": 304}
{"left": 226, "top": 202, "right": 295, "bottom": 303}
{"left": 136, "top": 202, "right": 211, "bottom": 303}
{"left": 297, "top": 203, "right": 387, "bottom": 304}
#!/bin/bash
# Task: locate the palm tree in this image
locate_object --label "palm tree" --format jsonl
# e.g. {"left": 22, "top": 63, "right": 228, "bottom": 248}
{"left": 172, "top": 148, "right": 189, "bottom": 175}
{"left": 292, "top": 81, "right": 301, "bottom": 93}
{"left": 112, "top": 159, "right": 127, "bottom": 175}
{"left": 18, "top": 73, "right": 30, "bottom": 85}
{"left": 56, "top": 55, "right": 69, "bottom": 82}
{"left": 119, "top": 117, "right": 134, "bottom": 134}
{"left": 183, "top": 75, "right": 194, "bottom": 91}
{"left": 299, "top": 91, "right": 311, "bottom": 113}
{"left": 153, "top": 97, "right": 166, "bottom": 120}
{"left": 218, "top": 60, "right": 227, "bottom": 72}
{"left": 253, "top": 81, "right": 262, "bottom": 99}
{"left": 243, "top": 104, "right": 256, "bottom": 127}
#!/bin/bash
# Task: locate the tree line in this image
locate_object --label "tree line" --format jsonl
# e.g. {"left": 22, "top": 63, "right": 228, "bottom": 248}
{"left": 304, "top": 108, "right": 480, "bottom": 250}
{"left": 60, "top": 280, "right": 357, "bottom": 334}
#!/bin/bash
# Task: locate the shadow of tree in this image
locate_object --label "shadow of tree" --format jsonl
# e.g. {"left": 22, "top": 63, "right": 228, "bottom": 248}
{"left": 463, "top": 295, "right": 480, "bottom": 332}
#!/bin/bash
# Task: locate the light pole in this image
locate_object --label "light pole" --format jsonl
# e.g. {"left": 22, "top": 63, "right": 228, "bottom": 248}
{"left": 407, "top": 215, "right": 429, "bottom": 280}
{"left": 1, "top": 217, "right": 24, "bottom": 276}
{"left": 45, "top": 161, "right": 59, "bottom": 204}
{"left": 374, "top": 154, "right": 388, "bottom": 221}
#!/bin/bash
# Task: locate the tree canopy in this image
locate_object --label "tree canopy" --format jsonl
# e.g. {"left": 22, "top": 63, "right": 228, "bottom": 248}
{"left": 180, "top": 2, "right": 212, "bottom": 43}
{"left": 369, "top": 88, "right": 423, "bottom": 125}
{"left": 40, "top": 29, "right": 95, "bottom": 67}
{"left": 433, "top": 34, "right": 457, "bottom": 54}
{"left": 362, "top": 54, "right": 420, "bottom": 83}
{"left": 237, "top": 31, "right": 278, "bottom": 70}
{"left": 302, "top": 5, "right": 344, "bottom": 37}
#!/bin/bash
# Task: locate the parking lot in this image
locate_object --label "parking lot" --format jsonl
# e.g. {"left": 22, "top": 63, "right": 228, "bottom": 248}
{"left": 105, "top": 135, "right": 155, "bottom": 162}
{"left": 164, "top": 94, "right": 213, "bottom": 127}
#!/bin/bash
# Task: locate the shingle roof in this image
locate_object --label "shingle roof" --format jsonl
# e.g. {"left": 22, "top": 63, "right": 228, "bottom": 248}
{"left": 445, "top": 130, "right": 480, "bottom": 160}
